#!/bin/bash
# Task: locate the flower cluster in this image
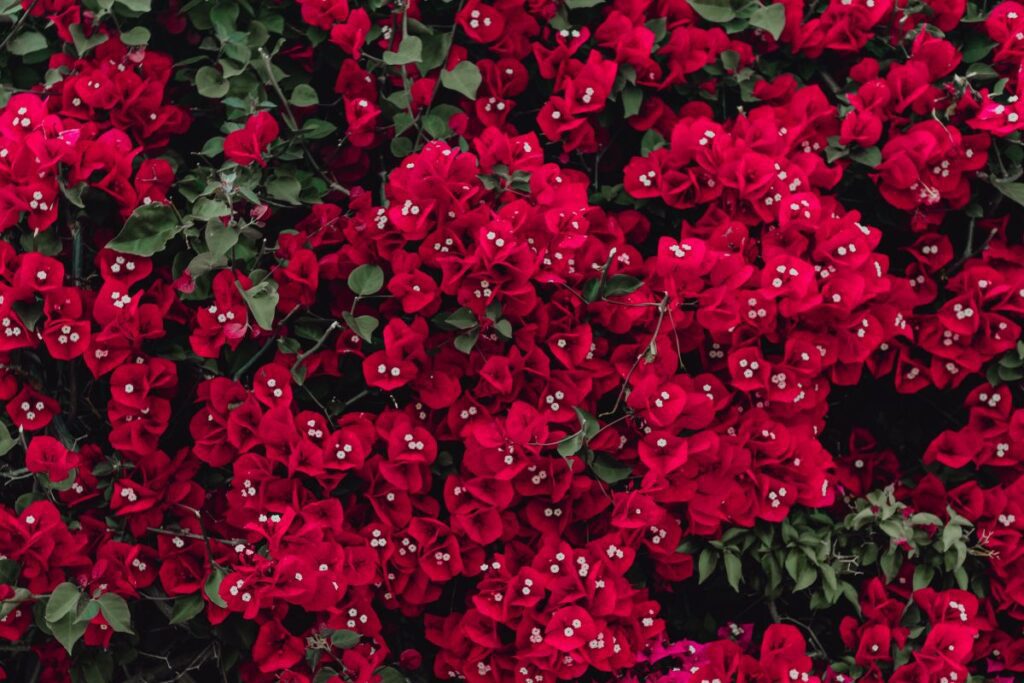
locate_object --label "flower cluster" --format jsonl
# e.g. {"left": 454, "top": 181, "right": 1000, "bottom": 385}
{"left": 1, "top": 0, "right": 1024, "bottom": 681}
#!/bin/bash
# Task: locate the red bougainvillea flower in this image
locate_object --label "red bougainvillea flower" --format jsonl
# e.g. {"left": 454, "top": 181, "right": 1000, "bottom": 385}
{"left": 224, "top": 112, "right": 280, "bottom": 167}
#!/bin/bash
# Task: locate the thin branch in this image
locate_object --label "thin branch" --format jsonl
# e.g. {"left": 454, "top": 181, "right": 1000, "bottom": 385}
{"left": 290, "top": 320, "right": 341, "bottom": 377}
{"left": 256, "top": 48, "right": 350, "bottom": 196}
{"left": 231, "top": 304, "right": 300, "bottom": 381}
{"left": 601, "top": 293, "right": 671, "bottom": 417}
{"left": 146, "top": 526, "right": 246, "bottom": 548}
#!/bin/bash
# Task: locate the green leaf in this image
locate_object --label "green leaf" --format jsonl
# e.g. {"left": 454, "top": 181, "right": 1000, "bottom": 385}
{"left": 72, "top": 598, "right": 99, "bottom": 626}
{"left": 109, "top": 203, "right": 181, "bottom": 257}
{"left": 46, "top": 582, "right": 82, "bottom": 624}
{"left": 0, "top": 421, "right": 15, "bottom": 457}
{"left": 640, "top": 130, "right": 666, "bottom": 157}
{"left": 240, "top": 280, "right": 279, "bottom": 331}
{"left": 331, "top": 629, "right": 360, "bottom": 649}
{"left": 819, "top": 563, "right": 838, "bottom": 594}
{"left": 784, "top": 550, "right": 802, "bottom": 581}
{"left": 69, "top": 24, "right": 109, "bottom": 56}
{"left": 97, "top": 593, "right": 132, "bottom": 634}
{"left": 722, "top": 552, "right": 742, "bottom": 591}
{"left": 169, "top": 594, "right": 205, "bottom": 625}
{"left": 301, "top": 118, "right": 336, "bottom": 140}
{"left": 720, "top": 49, "right": 740, "bottom": 72}
{"left": 913, "top": 564, "right": 935, "bottom": 590}
{"left": 992, "top": 180, "right": 1024, "bottom": 207}
{"left": 313, "top": 669, "right": 340, "bottom": 683}
{"left": 193, "top": 197, "right": 232, "bottom": 221}
{"left": 0, "top": 586, "right": 27, "bottom": 620}
{"left": 589, "top": 453, "right": 632, "bottom": 484}
{"left": 849, "top": 146, "right": 882, "bottom": 167}
{"left": 940, "top": 522, "right": 962, "bottom": 551}
{"left": 205, "top": 220, "right": 239, "bottom": 257}
{"left": 60, "top": 182, "right": 87, "bottom": 208}
{"left": 375, "top": 667, "right": 408, "bottom": 683}
{"left": 347, "top": 264, "right": 384, "bottom": 296}
{"left": 453, "top": 329, "right": 479, "bottom": 354}
{"left": 966, "top": 62, "right": 998, "bottom": 80}
{"left": 422, "top": 114, "right": 451, "bottom": 139}
{"left": 953, "top": 565, "right": 969, "bottom": 590}
{"left": 342, "top": 312, "right": 379, "bottom": 343}
{"left": 116, "top": 0, "right": 151, "bottom": 10}
{"left": 209, "top": 0, "right": 238, "bottom": 35}
{"left": 204, "top": 567, "right": 228, "bottom": 608}
{"left": 494, "top": 318, "right": 513, "bottom": 340}
{"left": 794, "top": 565, "right": 817, "bottom": 591}
{"left": 266, "top": 176, "right": 302, "bottom": 204}
{"left": 0, "top": 559, "right": 18, "bottom": 585}
{"left": 603, "top": 274, "right": 643, "bottom": 297}
{"left": 621, "top": 86, "right": 643, "bottom": 118}
{"left": 77, "top": 656, "right": 113, "bottom": 683}
{"left": 879, "top": 548, "right": 901, "bottom": 580}
{"left": 748, "top": 3, "right": 785, "bottom": 39}
{"left": 383, "top": 35, "right": 423, "bottom": 65}
{"left": 49, "top": 611, "right": 88, "bottom": 655}
{"left": 687, "top": 0, "right": 736, "bottom": 23}
{"left": 419, "top": 33, "right": 454, "bottom": 73}
{"left": 565, "top": 0, "right": 605, "bottom": 6}
{"left": 573, "top": 407, "right": 600, "bottom": 439}
{"left": 557, "top": 431, "right": 585, "bottom": 457}
{"left": 444, "top": 308, "right": 478, "bottom": 330}
{"left": 201, "top": 136, "right": 225, "bottom": 157}
{"left": 119, "top": 26, "right": 151, "bottom": 46}
{"left": 440, "top": 61, "right": 482, "bottom": 99}
{"left": 390, "top": 136, "right": 414, "bottom": 158}
{"left": 196, "top": 66, "right": 230, "bottom": 98}
{"left": 697, "top": 549, "right": 717, "bottom": 583}
{"left": 909, "top": 512, "right": 943, "bottom": 527}
{"left": 962, "top": 33, "right": 996, "bottom": 63}
{"left": 11, "top": 300, "right": 41, "bottom": 334}
{"left": 996, "top": 364, "right": 1023, "bottom": 382}
{"left": 291, "top": 83, "right": 319, "bottom": 107}
{"left": 7, "top": 31, "right": 47, "bottom": 56}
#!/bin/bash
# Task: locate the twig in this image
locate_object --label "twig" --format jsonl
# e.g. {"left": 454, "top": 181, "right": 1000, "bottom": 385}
{"left": 666, "top": 305, "right": 687, "bottom": 371}
{"left": 413, "top": 0, "right": 466, "bottom": 148}
{"left": 601, "top": 292, "right": 671, "bottom": 417}
{"left": 780, "top": 616, "right": 830, "bottom": 659}
{"left": 125, "top": 643, "right": 216, "bottom": 683}
{"left": 290, "top": 320, "right": 340, "bottom": 376}
{"left": 256, "top": 49, "right": 350, "bottom": 196}
{"left": 592, "top": 412, "right": 632, "bottom": 439}
{"left": 231, "top": 304, "right": 300, "bottom": 381}
{"left": 819, "top": 71, "right": 847, "bottom": 103}
{"left": 69, "top": 224, "right": 83, "bottom": 418}
{"left": 768, "top": 598, "right": 781, "bottom": 622}
{"left": 340, "top": 388, "right": 369, "bottom": 410}
{"left": 146, "top": 527, "right": 246, "bottom": 548}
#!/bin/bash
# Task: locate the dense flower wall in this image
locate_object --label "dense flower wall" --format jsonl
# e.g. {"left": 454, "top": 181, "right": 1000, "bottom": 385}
{"left": 1, "top": 0, "right": 1024, "bottom": 680}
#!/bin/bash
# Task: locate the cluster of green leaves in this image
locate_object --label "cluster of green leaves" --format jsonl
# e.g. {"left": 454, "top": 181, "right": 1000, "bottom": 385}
{"left": 1, "top": 0, "right": 158, "bottom": 92}
{"left": 988, "top": 341, "right": 1024, "bottom": 385}
{"left": 33, "top": 582, "right": 133, "bottom": 655}
{"left": 478, "top": 164, "right": 534, "bottom": 196}
{"left": 434, "top": 301, "right": 513, "bottom": 355}
{"left": 304, "top": 627, "right": 405, "bottom": 683}
{"left": 686, "top": 487, "right": 987, "bottom": 613}
{"left": 686, "top": 0, "right": 786, "bottom": 38}
{"left": 553, "top": 408, "right": 634, "bottom": 485}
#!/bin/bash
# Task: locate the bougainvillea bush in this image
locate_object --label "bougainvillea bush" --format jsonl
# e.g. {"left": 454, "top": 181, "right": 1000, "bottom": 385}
{"left": 5, "top": 0, "right": 1024, "bottom": 680}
